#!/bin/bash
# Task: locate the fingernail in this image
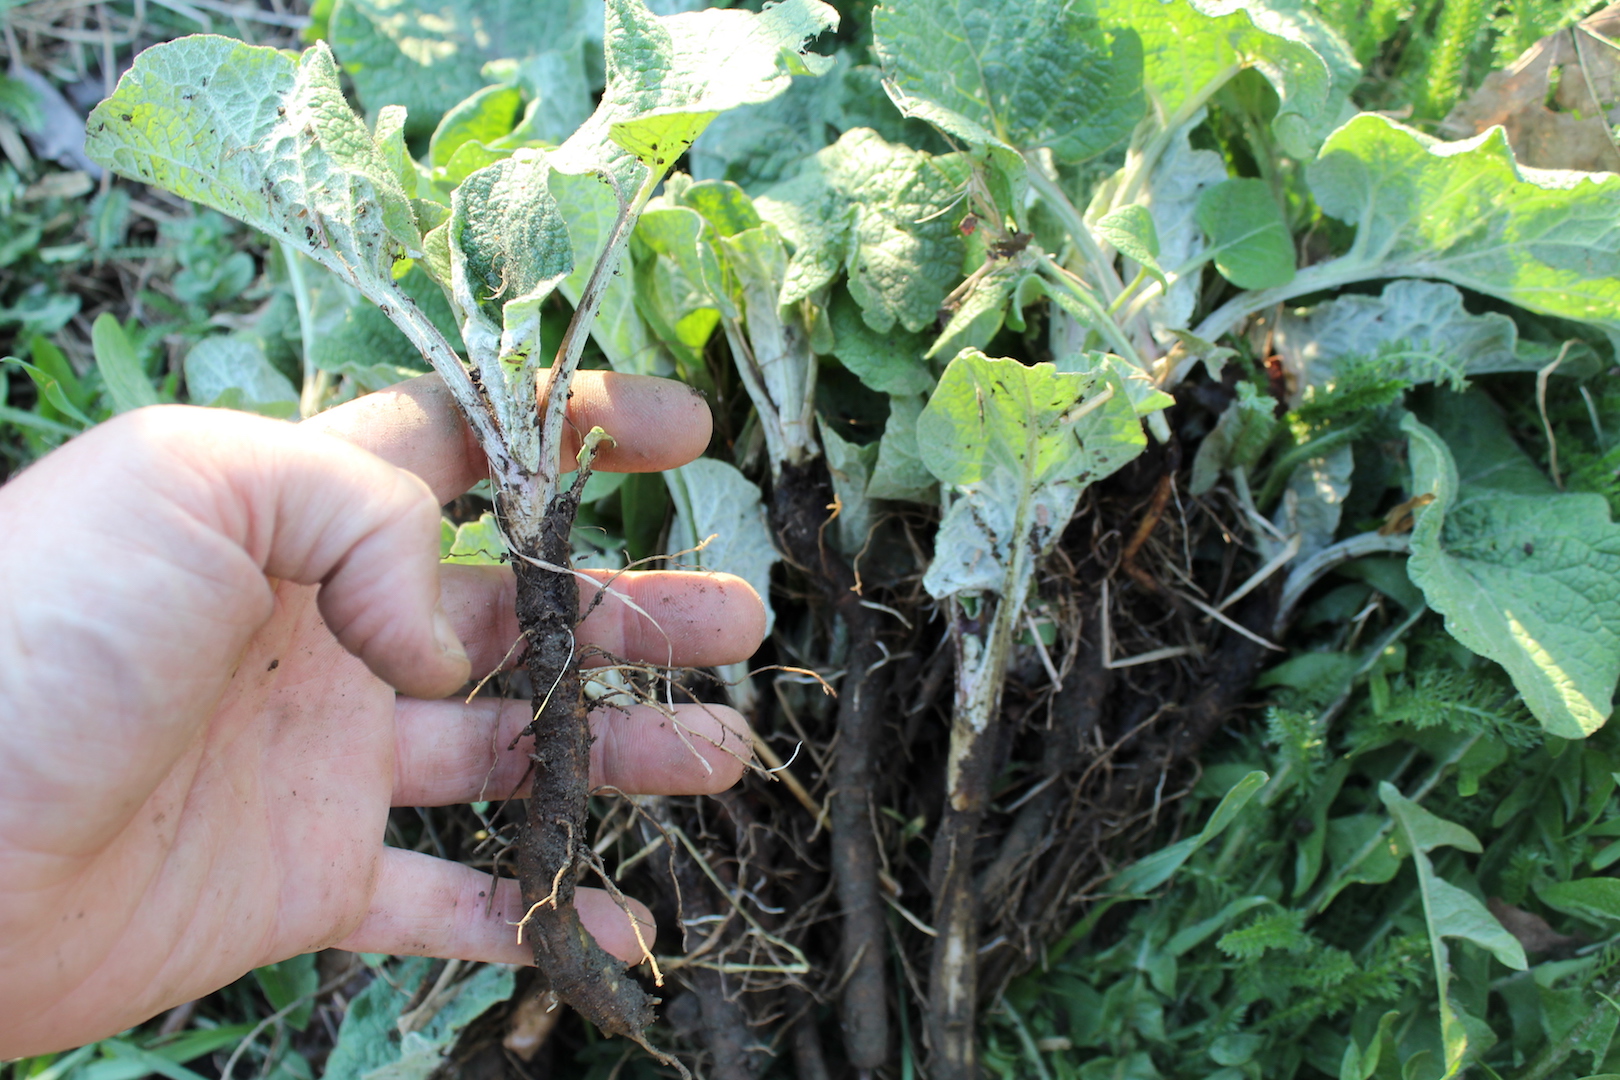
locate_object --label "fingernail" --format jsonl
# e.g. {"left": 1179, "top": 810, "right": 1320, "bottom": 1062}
{"left": 432, "top": 604, "right": 469, "bottom": 665}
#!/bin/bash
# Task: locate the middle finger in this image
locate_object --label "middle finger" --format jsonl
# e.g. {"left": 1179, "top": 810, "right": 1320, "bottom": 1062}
{"left": 439, "top": 564, "right": 766, "bottom": 673}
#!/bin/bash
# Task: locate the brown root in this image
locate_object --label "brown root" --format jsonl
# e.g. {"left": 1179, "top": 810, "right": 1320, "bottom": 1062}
{"left": 509, "top": 482, "right": 661, "bottom": 1047}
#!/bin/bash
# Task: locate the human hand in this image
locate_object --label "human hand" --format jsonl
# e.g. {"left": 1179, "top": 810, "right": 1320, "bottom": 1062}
{"left": 0, "top": 373, "right": 764, "bottom": 1057}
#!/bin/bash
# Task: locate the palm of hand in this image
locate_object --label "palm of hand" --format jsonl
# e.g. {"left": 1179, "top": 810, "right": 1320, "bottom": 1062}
{"left": 0, "top": 373, "right": 762, "bottom": 1056}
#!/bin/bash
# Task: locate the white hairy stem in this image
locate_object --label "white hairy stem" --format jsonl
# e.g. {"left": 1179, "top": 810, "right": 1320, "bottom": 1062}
{"left": 526, "top": 163, "right": 666, "bottom": 545}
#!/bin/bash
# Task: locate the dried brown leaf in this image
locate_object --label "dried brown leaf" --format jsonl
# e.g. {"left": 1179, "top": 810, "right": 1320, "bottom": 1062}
{"left": 1441, "top": 4, "right": 1620, "bottom": 171}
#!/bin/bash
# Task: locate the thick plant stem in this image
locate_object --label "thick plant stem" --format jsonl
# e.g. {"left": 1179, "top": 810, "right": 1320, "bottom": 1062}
{"left": 770, "top": 462, "right": 892, "bottom": 1070}
{"left": 928, "top": 590, "right": 1020, "bottom": 1080}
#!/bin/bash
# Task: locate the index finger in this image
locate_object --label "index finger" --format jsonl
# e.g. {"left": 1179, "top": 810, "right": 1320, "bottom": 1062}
{"left": 306, "top": 371, "right": 711, "bottom": 504}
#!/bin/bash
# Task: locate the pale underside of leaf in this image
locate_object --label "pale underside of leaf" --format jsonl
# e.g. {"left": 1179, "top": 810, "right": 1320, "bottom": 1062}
{"left": 1310, "top": 116, "right": 1620, "bottom": 337}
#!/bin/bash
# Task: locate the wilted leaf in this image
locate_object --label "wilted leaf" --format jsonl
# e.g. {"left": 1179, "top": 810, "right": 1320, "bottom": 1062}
{"left": 918, "top": 350, "right": 1148, "bottom": 599}
{"left": 1440, "top": 6, "right": 1620, "bottom": 172}
{"left": 867, "top": 392, "right": 936, "bottom": 503}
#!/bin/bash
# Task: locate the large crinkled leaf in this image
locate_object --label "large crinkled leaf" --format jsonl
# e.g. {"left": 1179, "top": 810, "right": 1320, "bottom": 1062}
{"left": 448, "top": 149, "right": 578, "bottom": 470}
{"left": 1097, "top": 0, "right": 1348, "bottom": 155}
{"left": 329, "top": 0, "right": 593, "bottom": 139}
{"left": 86, "top": 38, "right": 419, "bottom": 288}
{"left": 918, "top": 350, "right": 1148, "bottom": 599}
{"left": 1273, "top": 280, "right": 1528, "bottom": 394}
{"left": 757, "top": 127, "right": 972, "bottom": 331}
{"left": 1403, "top": 413, "right": 1620, "bottom": 739}
{"left": 666, "top": 457, "right": 780, "bottom": 635}
{"left": 1309, "top": 116, "right": 1620, "bottom": 337}
{"left": 872, "top": 0, "right": 1144, "bottom": 164}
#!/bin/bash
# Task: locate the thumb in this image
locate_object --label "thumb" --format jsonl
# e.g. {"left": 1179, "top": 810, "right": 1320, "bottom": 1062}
{"left": 254, "top": 421, "right": 473, "bottom": 699}
{"left": 149, "top": 407, "right": 473, "bottom": 698}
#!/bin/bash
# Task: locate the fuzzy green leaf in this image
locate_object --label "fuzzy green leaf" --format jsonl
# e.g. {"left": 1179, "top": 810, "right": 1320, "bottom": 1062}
{"left": 324, "top": 959, "right": 514, "bottom": 1080}
{"left": 442, "top": 512, "right": 508, "bottom": 565}
{"left": 872, "top": 0, "right": 1144, "bottom": 164}
{"left": 866, "top": 392, "right": 935, "bottom": 502}
{"left": 555, "top": 0, "right": 839, "bottom": 181}
{"left": 430, "top": 83, "right": 524, "bottom": 168}
{"left": 1196, "top": 177, "right": 1295, "bottom": 290}
{"left": 1138, "top": 118, "right": 1228, "bottom": 335}
{"left": 1404, "top": 413, "right": 1620, "bottom": 738}
{"left": 757, "top": 127, "right": 972, "bottom": 331}
{"left": 1097, "top": 203, "right": 1165, "bottom": 286}
{"left": 826, "top": 288, "right": 933, "bottom": 396}
{"left": 928, "top": 263, "right": 1031, "bottom": 361}
{"left": 918, "top": 350, "right": 1147, "bottom": 598}
{"left": 85, "top": 38, "right": 423, "bottom": 330}
{"left": 1189, "top": 381, "right": 1277, "bottom": 495}
{"left": 1309, "top": 116, "right": 1620, "bottom": 337}
{"left": 184, "top": 335, "right": 298, "bottom": 417}
{"left": 552, "top": 168, "right": 671, "bottom": 376}
{"left": 448, "top": 149, "right": 578, "bottom": 470}
{"left": 819, "top": 417, "right": 879, "bottom": 557}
